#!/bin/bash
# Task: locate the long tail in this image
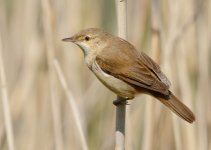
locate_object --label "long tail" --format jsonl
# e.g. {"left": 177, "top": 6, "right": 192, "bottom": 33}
{"left": 158, "top": 91, "right": 195, "bottom": 123}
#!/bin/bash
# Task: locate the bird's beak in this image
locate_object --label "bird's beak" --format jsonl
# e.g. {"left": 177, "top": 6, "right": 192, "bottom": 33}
{"left": 62, "top": 37, "right": 76, "bottom": 43}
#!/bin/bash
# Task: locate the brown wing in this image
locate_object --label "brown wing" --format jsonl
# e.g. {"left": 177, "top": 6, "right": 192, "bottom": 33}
{"left": 95, "top": 38, "right": 170, "bottom": 95}
{"left": 139, "top": 52, "right": 171, "bottom": 88}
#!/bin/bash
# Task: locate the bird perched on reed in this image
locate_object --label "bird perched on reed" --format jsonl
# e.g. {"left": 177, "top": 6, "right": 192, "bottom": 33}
{"left": 63, "top": 28, "right": 195, "bottom": 123}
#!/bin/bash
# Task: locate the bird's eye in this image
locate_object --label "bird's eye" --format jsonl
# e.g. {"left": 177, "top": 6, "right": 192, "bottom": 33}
{"left": 85, "top": 36, "right": 90, "bottom": 41}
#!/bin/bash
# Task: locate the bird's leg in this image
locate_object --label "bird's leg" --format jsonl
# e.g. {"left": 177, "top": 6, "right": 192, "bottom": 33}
{"left": 113, "top": 97, "right": 130, "bottom": 106}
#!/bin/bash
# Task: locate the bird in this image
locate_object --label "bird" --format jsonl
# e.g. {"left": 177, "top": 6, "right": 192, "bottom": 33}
{"left": 62, "top": 28, "right": 195, "bottom": 123}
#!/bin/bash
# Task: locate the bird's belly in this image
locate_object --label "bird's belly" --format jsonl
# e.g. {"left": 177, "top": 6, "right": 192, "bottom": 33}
{"left": 91, "top": 61, "right": 136, "bottom": 99}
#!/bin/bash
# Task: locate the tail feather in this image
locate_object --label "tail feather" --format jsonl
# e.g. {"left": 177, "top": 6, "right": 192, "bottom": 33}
{"left": 158, "top": 92, "right": 195, "bottom": 123}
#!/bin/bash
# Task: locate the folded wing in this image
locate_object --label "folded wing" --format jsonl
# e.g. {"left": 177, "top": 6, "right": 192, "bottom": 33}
{"left": 95, "top": 39, "right": 170, "bottom": 96}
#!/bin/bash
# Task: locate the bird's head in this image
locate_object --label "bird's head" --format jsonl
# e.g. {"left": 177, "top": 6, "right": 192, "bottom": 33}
{"left": 62, "top": 28, "right": 110, "bottom": 56}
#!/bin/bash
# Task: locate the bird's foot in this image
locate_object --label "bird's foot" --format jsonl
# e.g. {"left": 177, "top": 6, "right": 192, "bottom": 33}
{"left": 113, "top": 97, "right": 130, "bottom": 106}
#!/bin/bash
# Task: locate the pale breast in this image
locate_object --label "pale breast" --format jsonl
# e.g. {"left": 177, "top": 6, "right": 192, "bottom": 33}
{"left": 90, "top": 61, "right": 136, "bottom": 99}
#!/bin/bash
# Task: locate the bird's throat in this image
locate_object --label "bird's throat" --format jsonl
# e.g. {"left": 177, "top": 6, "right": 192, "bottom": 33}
{"left": 77, "top": 42, "right": 91, "bottom": 56}
{"left": 76, "top": 43, "right": 97, "bottom": 68}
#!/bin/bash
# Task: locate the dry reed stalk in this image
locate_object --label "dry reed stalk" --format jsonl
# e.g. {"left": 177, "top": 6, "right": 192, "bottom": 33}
{"left": 0, "top": 34, "right": 15, "bottom": 150}
{"left": 41, "top": 0, "right": 63, "bottom": 150}
{"left": 142, "top": 1, "right": 161, "bottom": 149}
{"left": 195, "top": 2, "right": 209, "bottom": 149}
{"left": 162, "top": 1, "right": 199, "bottom": 149}
{"left": 115, "top": 97, "right": 126, "bottom": 150}
{"left": 115, "top": 0, "right": 128, "bottom": 149}
{"left": 142, "top": 96, "right": 155, "bottom": 150}
{"left": 53, "top": 60, "right": 88, "bottom": 150}
{"left": 176, "top": 41, "right": 196, "bottom": 150}
{"left": 173, "top": 4, "right": 197, "bottom": 150}
{"left": 173, "top": 1, "right": 200, "bottom": 150}
{"left": 158, "top": 1, "right": 182, "bottom": 149}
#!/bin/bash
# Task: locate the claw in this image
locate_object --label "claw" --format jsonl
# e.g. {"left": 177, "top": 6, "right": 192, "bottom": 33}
{"left": 113, "top": 98, "right": 129, "bottom": 106}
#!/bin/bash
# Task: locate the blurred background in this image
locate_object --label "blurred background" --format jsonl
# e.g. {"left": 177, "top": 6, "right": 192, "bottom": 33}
{"left": 0, "top": 0, "right": 210, "bottom": 149}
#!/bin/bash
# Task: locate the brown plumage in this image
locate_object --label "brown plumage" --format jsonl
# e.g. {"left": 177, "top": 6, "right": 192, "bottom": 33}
{"left": 62, "top": 28, "right": 195, "bottom": 123}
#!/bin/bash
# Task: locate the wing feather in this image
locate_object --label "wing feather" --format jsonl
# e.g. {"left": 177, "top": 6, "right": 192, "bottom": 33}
{"left": 140, "top": 52, "right": 171, "bottom": 87}
{"left": 95, "top": 38, "right": 170, "bottom": 95}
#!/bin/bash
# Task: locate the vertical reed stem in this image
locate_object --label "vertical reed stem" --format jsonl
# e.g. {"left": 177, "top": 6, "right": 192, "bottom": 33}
{"left": 115, "top": 0, "right": 127, "bottom": 149}
{"left": 115, "top": 96, "right": 126, "bottom": 150}
{"left": 0, "top": 34, "right": 15, "bottom": 150}
{"left": 53, "top": 60, "right": 88, "bottom": 150}
{"left": 142, "top": 1, "right": 160, "bottom": 149}
{"left": 41, "top": 0, "right": 63, "bottom": 149}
